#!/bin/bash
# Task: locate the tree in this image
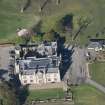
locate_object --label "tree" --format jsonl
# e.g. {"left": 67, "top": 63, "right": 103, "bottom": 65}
{"left": 43, "top": 29, "right": 55, "bottom": 41}
{"left": 20, "top": 0, "right": 31, "bottom": 13}
{"left": 39, "top": 0, "right": 50, "bottom": 12}
{"left": 73, "top": 16, "right": 92, "bottom": 40}
{"left": 56, "top": 14, "right": 74, "bottom": 33}
{"left": 0, "top": 81, "right": 19, "bottom": 105}
{"left": 56, "top": 0, "right": 60, "bottom": 5}
{"left": 17, "top": 28, "right": 32, "bottom": 44}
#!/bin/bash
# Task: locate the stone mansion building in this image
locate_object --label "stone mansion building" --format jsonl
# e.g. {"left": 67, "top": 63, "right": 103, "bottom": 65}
{"left": 15, "top": 42, "right": 61, "bottom": 85}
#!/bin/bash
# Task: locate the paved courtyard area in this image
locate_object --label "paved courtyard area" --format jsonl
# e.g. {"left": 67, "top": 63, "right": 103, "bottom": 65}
{"left": 0, "top": 45, "right": 14, "bottom": 70}
{"left": 29, "top": 82, "right": 67, "bottom": 91}
{"left": 63, "top": 46, "right": 87, "bottom": 85}
{"left": 70, "top": 47, "right": 87, "bottom": 84}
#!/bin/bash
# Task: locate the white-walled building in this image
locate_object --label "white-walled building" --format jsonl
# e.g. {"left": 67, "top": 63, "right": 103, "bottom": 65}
{"left": 87, "top": 42, "right": 103, "bottom": 52}
{"left": 15, "top": 42, "right": 61, "bottom": 85}
{"left": 17, "top": 57, "right": 61, "bottom": 85}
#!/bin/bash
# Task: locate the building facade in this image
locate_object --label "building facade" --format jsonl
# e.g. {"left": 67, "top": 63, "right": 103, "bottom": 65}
{"left": 15, "top": 42, "right": 61, "bottom": 85}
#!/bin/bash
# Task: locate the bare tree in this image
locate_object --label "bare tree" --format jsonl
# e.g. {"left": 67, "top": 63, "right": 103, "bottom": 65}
{"left": 39, "top": 0, "right": 50, "bottom": 12}
{"left": 73, "top": 16, "right": 92, "bottom": 40}
{"left": 20, "top": 0, "right": 31, "bottom": 13}
{"left": 56, "top": 0, "right": 60, "bottom": 5}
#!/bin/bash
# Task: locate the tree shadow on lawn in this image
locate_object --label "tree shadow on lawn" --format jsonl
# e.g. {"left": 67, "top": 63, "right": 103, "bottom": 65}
{"left": 31, "top": 20, "right": 43, "bottom": 34}
{"left": 56, "top": 35, "right": 74, "bottom": 80}
{"left": 59, "top": 47, "right": 74, "bottom": 80}
{"left": 23, "top": 0, "right": 31, "bottom": 12}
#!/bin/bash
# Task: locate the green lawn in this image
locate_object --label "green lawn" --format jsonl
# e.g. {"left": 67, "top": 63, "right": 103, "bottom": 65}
{"left": 0, "top": 0, "right": 39, "bottom": 43}
{"left": 72, "top": 85, "right": 105, "bottom": 105}
{"left": 89, "top": 62, "right": 105, "bottom": 87}
{"left": 1, "top": 0, "right": 105, "bottom": 44}
{"left": 27, "top": 88, "right": 64, "bottom": 101}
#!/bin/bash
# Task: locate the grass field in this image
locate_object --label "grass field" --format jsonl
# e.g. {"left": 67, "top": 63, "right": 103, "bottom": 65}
{"left": 34, "top": 102, "right": 72, "bottom": 105}
{"left": 1, "top": 0, "right": 105, "bottom": 44}
{"left": 72, "top": 85, "right": 105, "bottom": 105}
{"left": 27, "top": 88, "right": 64, "bottom": 101}
{"left": 0, "top": 0, "right": 40, "bottom": 43}
{"left": 89, "top": 62, "right": 105, "bottom": 87}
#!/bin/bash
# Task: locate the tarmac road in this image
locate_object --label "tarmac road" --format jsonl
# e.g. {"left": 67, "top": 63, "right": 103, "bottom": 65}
{"left": 70, "top": 47, "right": 87, "bottom": 84}
{"left": 65, "top": 47, "right": 87, "bottom": 85}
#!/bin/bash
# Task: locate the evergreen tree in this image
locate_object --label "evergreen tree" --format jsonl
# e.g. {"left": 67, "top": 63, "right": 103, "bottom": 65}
{"left": 0, "top": 81, "right": 19, "bottom": 105}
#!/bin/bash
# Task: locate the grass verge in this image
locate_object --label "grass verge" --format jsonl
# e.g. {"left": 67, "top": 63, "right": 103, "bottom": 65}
{"left": 27, "top": 88, "right": 64, "bottom": 101}
{"left": 72, "top": 85, "right": 105, "bottom": 105}
{"left": 89, "top": 61, "right": 105, "bottom": 87}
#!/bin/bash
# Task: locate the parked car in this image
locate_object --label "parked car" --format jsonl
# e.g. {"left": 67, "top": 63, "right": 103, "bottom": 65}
{"left": 9, "top": 50, "right": 15, "bottom": 54}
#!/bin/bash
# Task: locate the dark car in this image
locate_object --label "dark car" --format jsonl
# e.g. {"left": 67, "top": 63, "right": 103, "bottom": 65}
{"left": 9, "top": 50, "right": 15, "bottom": 54}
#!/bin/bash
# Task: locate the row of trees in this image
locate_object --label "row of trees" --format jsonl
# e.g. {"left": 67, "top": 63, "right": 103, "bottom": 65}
{"left": 17, "top": 29, "right": 57, "bottom": 44}
{"left": 17, "top": 13, "right": 74, "bottom": 44}
{"left": 20, "top": 0, "right": 60, "bottom": 13}
{"left": 17, "top": 13, "right": 92, "bottom": 44}
{"left": 0, "top": 77, "right": 29, "bottom": 105}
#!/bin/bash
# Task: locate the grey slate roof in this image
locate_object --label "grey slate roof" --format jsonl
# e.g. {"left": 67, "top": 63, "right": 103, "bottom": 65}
{"left": 88, "top": 42, "right": 102, "bottom": 48}
{"left": 19, "top": 58, "right": 59, "bottom": 74}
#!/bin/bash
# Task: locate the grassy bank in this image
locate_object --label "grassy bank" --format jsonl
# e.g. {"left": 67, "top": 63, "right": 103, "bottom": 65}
{"left": 89, "top": 61, "right": 105, "bottom": 87}
{"left": 72, "top": 85, "right": 105, "bottom": 105}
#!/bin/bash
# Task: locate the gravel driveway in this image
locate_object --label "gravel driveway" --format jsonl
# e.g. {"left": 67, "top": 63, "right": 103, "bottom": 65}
{"left": 0, "top": 45, "right": 14, "bottom": 70}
